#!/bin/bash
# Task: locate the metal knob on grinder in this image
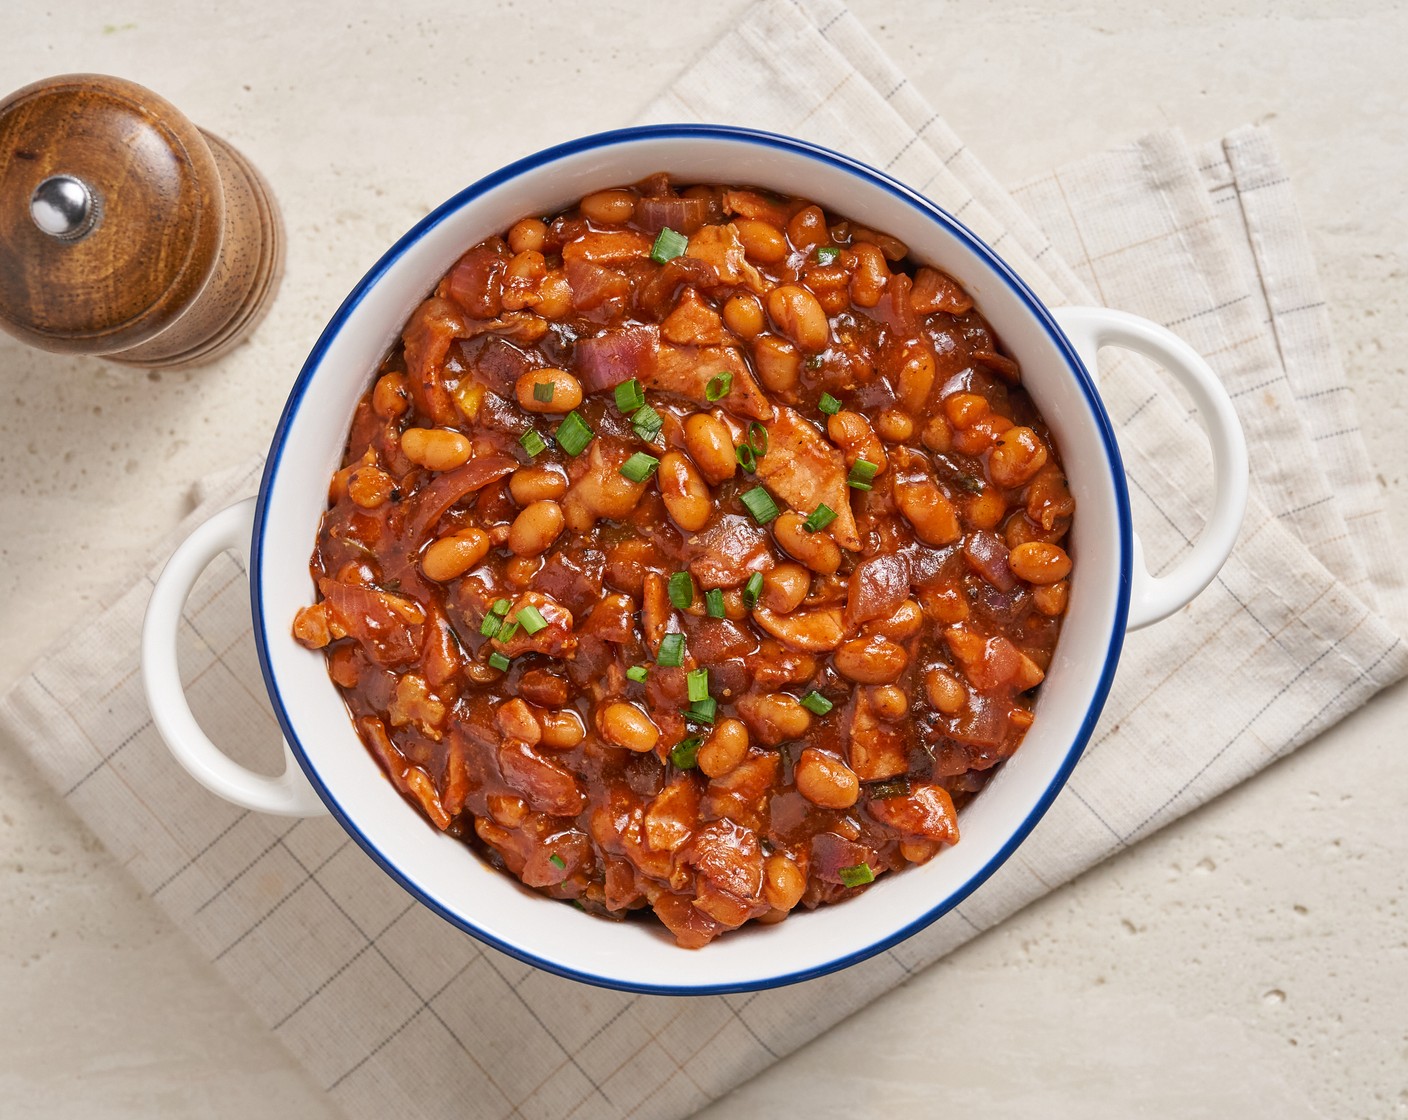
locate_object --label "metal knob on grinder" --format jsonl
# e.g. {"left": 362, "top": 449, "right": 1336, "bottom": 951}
{"left": 0, "top": 73, "right": 284, "bottom": 369}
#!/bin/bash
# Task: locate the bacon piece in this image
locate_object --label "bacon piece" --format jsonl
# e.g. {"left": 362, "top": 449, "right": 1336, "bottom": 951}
{"left": 808, "top": 832, "right": 877, "bottom": 886}
{"left": 497, "top": 739, "right": 586, "bottom": 817}
{"left": 648, "top": 342, "right": 772, "bottom": 420}
{"left": 443, "top": 240, "right": 508, "bottom": 318}
{"left": 844, "top": 553, "right": 911, "bottom": 631}
{"left": 403, "top": 455, "right": 515, "bottom": 546}
{"left": 909, "top": 267, "right": 973, "bottom": 316}
{"left": 561, "top": 228, "right": 653, "bottom": 265}
{"left": 687, "top": 515, "right": 771, "bottom": 589}
{"left": 320, "top": 581, "right": 424, "bottom": 668}
{"left": 867, "top": 782, "right": 960, "bottom": 844}
{"left": 844, "top": 688, "right": 909, "bottom": 780}
{"left": 943, "top": 624, "right": 1045, "bottom": 692}
{"left": 754, "top": 406, "right": 860, "bottom": 550}
{"left": 684, "top": 222, "right": 767, "bottom": 294}
{"left": 565, "top": 258, "right": 631, "bottom": 315}
{"left": 401, "top": 297, "right": 467, "bottom": 426}
{"left": 497, "top": 591, "right": 577, "bottom": 659}
{"left": 652, "top": 890, "right": 726, "bottom": 949}
{"left": 660, "top": 287, "right": 725, "bottom": 346}
{"left": 643, "top": 777, "right": 701, "bottom": 853}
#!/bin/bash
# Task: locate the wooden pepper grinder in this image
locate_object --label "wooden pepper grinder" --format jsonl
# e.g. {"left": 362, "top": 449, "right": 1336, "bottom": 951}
{"left": 0, "top": 73, "right": 284, "bottom": 368}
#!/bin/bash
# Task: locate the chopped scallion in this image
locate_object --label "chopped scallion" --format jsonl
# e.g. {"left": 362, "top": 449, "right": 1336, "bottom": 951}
{"left": 740, "top": 486, "right": 779, "bottom": 525}
{"left": 619, "top": 452, "right": 660, "bottom": 483}
{"left": 668, "top": 571, "right": 695, "bottom": 609}
{"left": 479, "top": 613, "right": 502, "bottom": 638}
{"left": 686, "top": 668, "right": 710, "bottom": 703}
{"left": 802, "top": 503, "right": 836, "bottom": 533}
{"left": 626, "top": 665, "right": 649, "bottom": 683}
{"left": 657, "top": 633, "right": 685, "bottom": 668}
{"left": 532, "top": 381, "right": 555, "bottom": 404}
{"left": 496, "top": 620, "right": 520, "bottom": 643}
{"left": 516, "top": 605, "right": 548, "bottom": 635}
{"left": 706, "top": 371, "right": 733, "bottom": 401}
{"left": 838, "top": 862, "right": 875, "bottom": 888}
{"left": 818, "top": 393, "right": 842, "bottom": 415}
{"left": 747, "top": 421, "right": 769, "bottom": 457}
{"left": 705, "top": 588, "right": 725, "bottom": 618}
{"left": 743, "top": 572, "right": 764, "bottom": 610}
{"left": 548, "top": 853, "right": 566, "bottom": 870}
{"left": 650, "top": 226, "right": 689, "bottom": 264}
{"left": 488, "top": 651, "right": 511, "bottom": 672}
{"left": 631, "top": 403, "right": 663, "bottom": 442}
{"left": 555, "top": 411, "right": 593, "bottom": 457}
{"left": 735, "top": 444, "right": 757, "bottom": 473}
{"left": 684, "top": 697, "right": 717, "bottom": 725}
{"left": 815, "top": 246, "right": 841, "bottom": 265}
{"left": 800, "top": 690, "right": 834, "bottom": 716}
{"left": 847, "top": 459, "right": 880, "bottom": 491}
{"left": 520, "top": 428, "right": 547, "bottom": 457}
{"left": 491, "top": 599, "right": 511, "bottom": 616}
{"left": 868, "top": 777, "right": 912, "bottom": 800}
{"left": 670, "top": 736, "right": 702, "bottom": 769}
{"left": 614, "top": 378, "right": 645, "bottom": 414}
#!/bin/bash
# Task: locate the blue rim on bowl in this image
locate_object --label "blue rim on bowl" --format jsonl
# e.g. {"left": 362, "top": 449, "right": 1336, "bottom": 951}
{"left": 249, "top": 123, "right": 1133, "bottom": 995}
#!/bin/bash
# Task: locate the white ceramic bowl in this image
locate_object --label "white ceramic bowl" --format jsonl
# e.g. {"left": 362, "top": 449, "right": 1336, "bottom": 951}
{"left": 143, "top": 125, "right": 1247, "bottom": 994}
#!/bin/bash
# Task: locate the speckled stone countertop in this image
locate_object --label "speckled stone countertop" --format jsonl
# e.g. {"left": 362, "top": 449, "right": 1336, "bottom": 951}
{"left": 1, "top": 3, "right": 1404, "bottom": 1117}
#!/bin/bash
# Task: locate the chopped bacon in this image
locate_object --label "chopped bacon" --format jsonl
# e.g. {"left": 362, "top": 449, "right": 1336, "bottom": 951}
{"left": 687, "top": 515, "right": 771, "bottom": 588}
{"left": 561, "top": 228, "right": 653, "bottom": 265}
{"left": 909, "top": 267, "right": 973, "bottom": 316}
{"left": 844, "top": 688, "right": 909, "bottom": 780}
{"left": 401, "top": 297, "right": 467, "bottom": 426}
{"left": 444, "top": 240, "right": 509, "bottom": 319}
{"left": 320, "top": 581, "right": 424, "bottom": 668}
{"left": 944, "top": 624, "right": 1045, "bottom": 692}
{"left": 809, "top": 832, "right": 877, "bottom": 886}
{"left": 844, "top": 553, "right": 911, "bottom": 631}
{"left": 649, "top": 342, "right": 772, "bottom": 420}
{"left": 684, "top": 222, "right": 767, "bottom": 294}
{"left": 497, "top": 591, "right": 577, "bottom": 659}
{"left": 660, "top": 287, "right": 725, "bottom": 346}
{"left": 754, "top": 406, "right": 860, "bottom": 550}
{"left": 867, "top": 782, "right": 959, "bottom": 844}
{"left": 498, "top": 739, "right": 586, "bottom": 817}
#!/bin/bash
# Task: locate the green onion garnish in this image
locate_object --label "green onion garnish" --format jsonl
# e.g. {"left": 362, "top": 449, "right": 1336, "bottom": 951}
{"left": 847, "top": 459, "right": 880, "bottom": 490}
{"left": 802, "top": 504, "right": 836, "bottom": 533}
{"left": 492, "top": 599, "right": 511, "bottom": 616}
{"left": 520, "top": 428, "right": 547, "bottom": 457}
{"left": 516, "top": 605, "right": 548, "bottom": 635}
{"left": 626, "top": 665, "right": 649, "bottom": 683}
{"left": 800, "top": 690, "right": 834, "bottom": 716}
{"left": 868, "top": 777, "right": 912, "bottom": 800}
{"left": 705, "top": 588, "right": 725, "bottom": 618}
{"left": 743, "top": 572, "right": 764, "bottom": 609}
{"left": 631, "top": 404, "right": 663, "bottom": 442}
{"left": 740, "top": 487, "right": 779, "bottom": 525}
{"left": 686, "top": 668, "right": 710, "bottom": 703}
{"left": 614, "top": 378, "right": 645, "bottom": 413}
{"left": 488, "top": 652, "right": 511, "bottom": 672}
{"left": 838, "top": 863, "right": 875, "bottom": 888}
{"left": 735, "top": 444, "right": 757, "bottom": 473}
{"left": 548, "top": 853, "right": 566, "bottom": 870}
{"left": 650, "top": 226, "right": 688, "bottom": 264}
{"left": 555, "top": 411, "right": 593, "bottom": 457}
{"left": 619, "top": 452, "right": 660, "bottom": 483}
{"left": 747, "top": 421, "right": 769, "bottom": 457}
{"left": 706, "top": 372, "right": 733, "bottom": 402}
{"left": 657, "top": 633, "right": 685, "bottom": 668}
{"left": 496, "top": 620, "right": 520, "bottom": 643}
{"left": 684, "top": 697, "right": 717, "bottom": 725}
{"left": 815, "top": 246, "right": 841, "bottom": 265}
{"left": 668, "top": 571, "right": 695, "bottom": 609}
{"left": 533, "top": 381, "right": 555, "bottom": 404}
{"left": 670, "top": 736, "right": 702, "bottom": 769}
{"left": 818, "top": 393, "right": 842, "bottom": 415}
{"left": 479, "top": 613, "right": 502, "bottom": 638}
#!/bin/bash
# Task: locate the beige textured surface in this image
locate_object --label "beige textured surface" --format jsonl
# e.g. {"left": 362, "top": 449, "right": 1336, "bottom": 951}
{"left": 0, "top": 3, "right": 1404, "bottom": 1118}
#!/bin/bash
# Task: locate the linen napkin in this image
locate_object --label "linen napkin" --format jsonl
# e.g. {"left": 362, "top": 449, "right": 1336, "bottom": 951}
{"left": 2, "top": 2, "right": 1404, "bottom": 1117}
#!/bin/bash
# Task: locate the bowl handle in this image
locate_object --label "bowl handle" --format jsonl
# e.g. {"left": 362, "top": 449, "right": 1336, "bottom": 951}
{"left": 1052, "top": 306, "right": 1249, "bottom": 630}
{"left": 141, "top": 496, "right": 328, "bottom": 816}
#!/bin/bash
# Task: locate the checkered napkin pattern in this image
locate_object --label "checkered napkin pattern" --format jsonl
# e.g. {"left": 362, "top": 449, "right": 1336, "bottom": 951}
{"left": 2, "top": 2, "right": 1404, "bottom": 1117}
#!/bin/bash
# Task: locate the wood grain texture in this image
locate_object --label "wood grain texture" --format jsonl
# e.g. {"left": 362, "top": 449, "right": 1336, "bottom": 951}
{"left": 0, "top": 73, "right": 282, "bottom": 367}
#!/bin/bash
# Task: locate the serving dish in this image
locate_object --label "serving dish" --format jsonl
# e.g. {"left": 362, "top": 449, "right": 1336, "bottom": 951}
{"left": 142, "top": 124, "right": 1247, "bottom": 993}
